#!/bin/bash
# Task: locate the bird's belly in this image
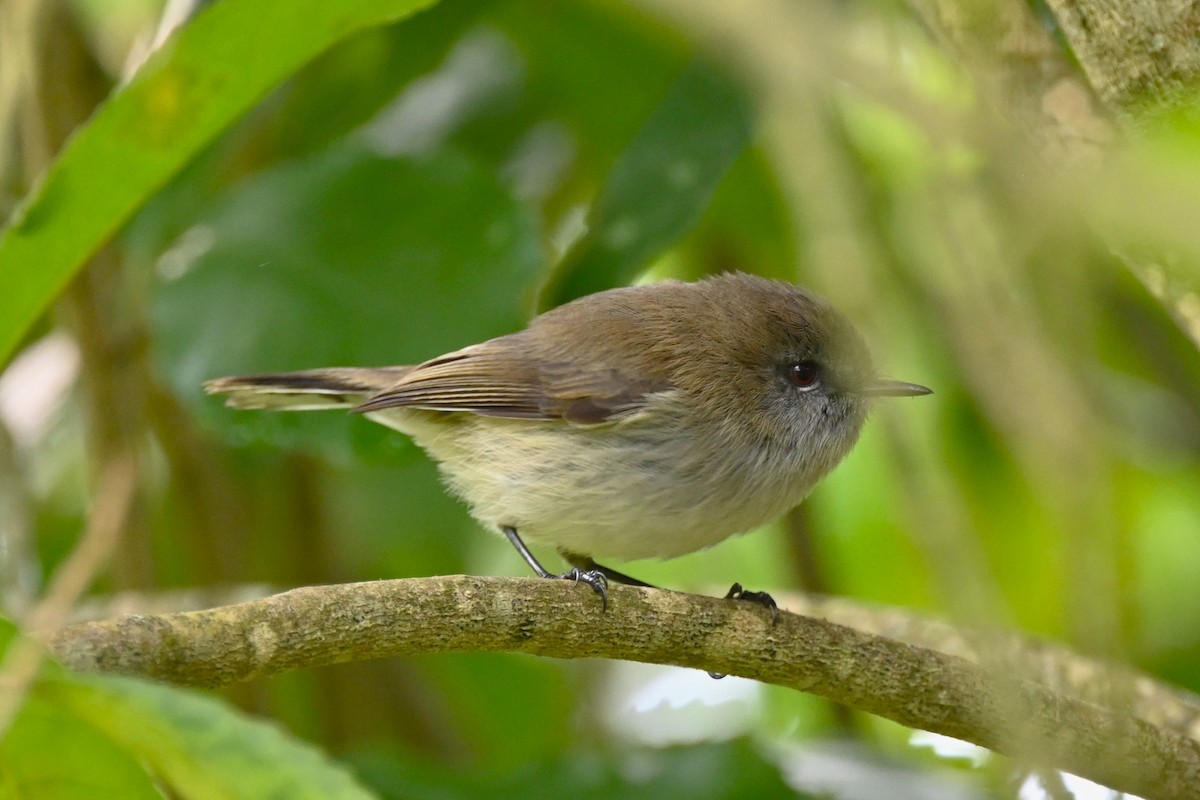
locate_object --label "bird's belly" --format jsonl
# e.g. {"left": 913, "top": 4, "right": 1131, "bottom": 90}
{"left": 523, "top": 488, "right": 766, "bottom": 561}
{"left": 375, "top": 409, "right": 814, "bottom": 562}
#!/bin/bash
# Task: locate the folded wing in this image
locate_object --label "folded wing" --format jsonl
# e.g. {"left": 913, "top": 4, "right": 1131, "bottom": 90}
{"left": 354, "top": 335, "right": 672, "bottom": 425}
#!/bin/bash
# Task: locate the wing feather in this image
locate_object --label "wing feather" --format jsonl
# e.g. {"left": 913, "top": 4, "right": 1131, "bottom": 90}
{"left": 354, "top": 335, "right": 672, "bottom": 424}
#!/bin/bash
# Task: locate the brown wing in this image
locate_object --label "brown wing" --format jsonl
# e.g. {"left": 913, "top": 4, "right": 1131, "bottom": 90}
{"left": 353, "top": 334, "right": 672, "bottom": 425}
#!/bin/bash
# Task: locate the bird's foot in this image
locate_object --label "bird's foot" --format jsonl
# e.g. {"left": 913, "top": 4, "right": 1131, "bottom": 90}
{"left": 709, "top": 583, "right": 779, "bottom": 679}
{"left": 560, "top": 552, "right": 655, "bottom": 588}
{"left": 724, "top": 582, "right": 779, "bottom": 623}
{"left": 503, "top": 526, "right": 608, "bottom": 611}
{"left": 559, "top": 567, "right": 609, "bottom": 611}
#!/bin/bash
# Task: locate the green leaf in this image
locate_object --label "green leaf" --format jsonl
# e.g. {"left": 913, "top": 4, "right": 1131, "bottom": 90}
{"left": 414, "top": 652, "right": 575, "bottom": 769}
{"left": 0, "top": 616, "right": 18, "bottom": 656}
{"left": 0, "top": 0, "right": 440, "bottom": 366}
{"left": 124, "top": 0, "right": 496, "bottom": 265}
{"left": 151, "top": 144, "right": 542, "bottom": 458}
{"left": 0, "top": 696, "right": 165, "bottom": 800}
{"left": 539, "top": 59, "right": 755, "bottom": 308}
{"left": 349, "top": 737, "right": 803, "bottom": 800}
{"left": 42, "top": 676, "right": 377, "bottom": 800}
{"left": 483, "top": 2, "right": 687, "bottom": 169}
{"left": 0, "top": 620, "right": 162, "bottom": 799}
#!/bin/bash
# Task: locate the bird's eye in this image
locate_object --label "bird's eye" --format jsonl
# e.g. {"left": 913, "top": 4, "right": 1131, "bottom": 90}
{"left": 788, "top": 361, "right": 821, "bottom": 389}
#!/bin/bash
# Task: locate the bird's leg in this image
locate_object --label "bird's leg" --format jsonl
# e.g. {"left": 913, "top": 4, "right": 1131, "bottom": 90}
{"left": 560, "top": 552, "right": 655, "bottom": 588}
{"left": 502, "top": 527, "right": 608, "bottom": 610}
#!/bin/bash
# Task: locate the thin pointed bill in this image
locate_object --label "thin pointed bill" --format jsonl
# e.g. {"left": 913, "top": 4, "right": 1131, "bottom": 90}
{"left": 857, "top": 379, "right": 933, "bottom": 397}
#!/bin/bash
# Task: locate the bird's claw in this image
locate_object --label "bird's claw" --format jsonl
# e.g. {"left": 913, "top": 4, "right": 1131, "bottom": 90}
{"left": 563, "top": 567, "right": 609, "bottom": 611}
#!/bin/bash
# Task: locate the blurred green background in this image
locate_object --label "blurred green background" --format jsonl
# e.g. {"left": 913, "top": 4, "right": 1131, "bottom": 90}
{"left": 1, "top": 0, "right": 1199, "bottom": 797}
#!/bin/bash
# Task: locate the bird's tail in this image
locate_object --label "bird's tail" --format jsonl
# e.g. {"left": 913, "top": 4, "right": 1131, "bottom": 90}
{"left": 204, "top": 367, "right": 413, "bottom": 411}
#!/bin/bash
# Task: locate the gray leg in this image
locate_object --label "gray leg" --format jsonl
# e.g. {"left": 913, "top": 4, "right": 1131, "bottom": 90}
{"left": 502, "top": 527, "right": 609, "bottom": 610}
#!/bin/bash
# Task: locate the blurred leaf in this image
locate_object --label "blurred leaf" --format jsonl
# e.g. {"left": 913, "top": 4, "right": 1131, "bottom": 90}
{"left": 152, "top": 144, "right": 542, "bottom": 458}
{"left": 43, "top": 676, "right": 377, "bottom": 800}
{"left": 484, "top": 1, "right": 687, "bottom": 171}
{"left": 0, "top": 619, "right": 162, "bottom": 799}
{"left": 812, "top": 426, "right": 937, "bottom": 611}
{"left": 539, "top": 59, "right": 755, "bottom": 308}
{"left": 0, "top": 0, "right": 441, "bottom": 367}
{"left": 0, "top": 696, "right": 165, "bottom": 800}
{"left": 324, "top": 457, "right": 480, "bottom": 579}
{"left": 247, "top": 1, "right": 501, "bottom": 168}
{"left": 125, "top": 1, "right": 497, "bottom": 264}
{"left": 687, "top": 149, "right": 795, "bottom": 281}
{"left": 1131, "top": 466, "right": 1200, "bottom": 690}
{"left": 413, "top": 653, "right": 575, "bottom": 769}
{"left": 0, "top": 615, "right": 18, "bottom": 653}
{"left": 349, "top": 737, "right": 804, "bottom": 800}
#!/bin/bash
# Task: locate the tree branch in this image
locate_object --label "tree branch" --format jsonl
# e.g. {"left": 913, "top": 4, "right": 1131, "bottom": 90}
{"left": 1043, "top": 0, "right": 1200, "bottom": 116}
{"left": 45, "top": 575, "right": 1200, "bottom": 800}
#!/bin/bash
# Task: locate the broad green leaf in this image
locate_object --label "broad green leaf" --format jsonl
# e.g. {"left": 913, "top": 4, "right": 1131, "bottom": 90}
{"left": 43, "top": 676, "right": 377, "bottom": 800}
{"left": 0, "top": 696, "right": 165, "bottom": 800}
{"left": 0, "top": 0, "right": 440, "bottom": 366}
{"left": 539, "top": 59, "right": 755, "bottom": 308}
{"left": 0, "top": 620, "right": 160, "bottom": 799}
{"left": 125, "top": 0, "right": 496, "bottom": 264}
{"left": 152, "top": 144, "right": 542, "bottom": 458}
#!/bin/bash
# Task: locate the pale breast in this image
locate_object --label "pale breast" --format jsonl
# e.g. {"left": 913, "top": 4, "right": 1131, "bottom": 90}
{"left": 369, "top": 400, "right": 825, "bottom": 562}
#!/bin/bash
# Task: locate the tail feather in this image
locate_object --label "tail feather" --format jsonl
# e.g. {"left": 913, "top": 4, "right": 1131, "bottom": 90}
{"left": 204, "top": 367, "right": 413, "bottom": 411}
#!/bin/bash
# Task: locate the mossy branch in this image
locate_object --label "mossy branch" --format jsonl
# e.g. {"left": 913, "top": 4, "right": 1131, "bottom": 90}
{"left": 46, "top": 575, "right": 1200, "bottom": 800}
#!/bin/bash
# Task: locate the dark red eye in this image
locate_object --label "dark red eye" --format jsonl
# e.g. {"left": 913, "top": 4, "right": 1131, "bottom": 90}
{"left": 788, "top": 361, "right": 820, "bottom": 388}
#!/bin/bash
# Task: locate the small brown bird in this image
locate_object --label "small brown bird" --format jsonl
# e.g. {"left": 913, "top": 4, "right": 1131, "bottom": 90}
{"left": 206, "top": 272, "right": 930, "bottom": 606}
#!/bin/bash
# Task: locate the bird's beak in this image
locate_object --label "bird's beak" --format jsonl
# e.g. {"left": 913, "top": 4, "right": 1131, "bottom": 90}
{"left": 857, "top": 379, "right": 933, "bottom": 397}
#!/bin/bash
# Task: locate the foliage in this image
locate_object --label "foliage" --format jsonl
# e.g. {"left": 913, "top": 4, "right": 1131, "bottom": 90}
{"left": 0, "top": 619, "right": 374, "bottom": 799}
{"left": 1, "top": 0, "right": 1199, "bottom": 797}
